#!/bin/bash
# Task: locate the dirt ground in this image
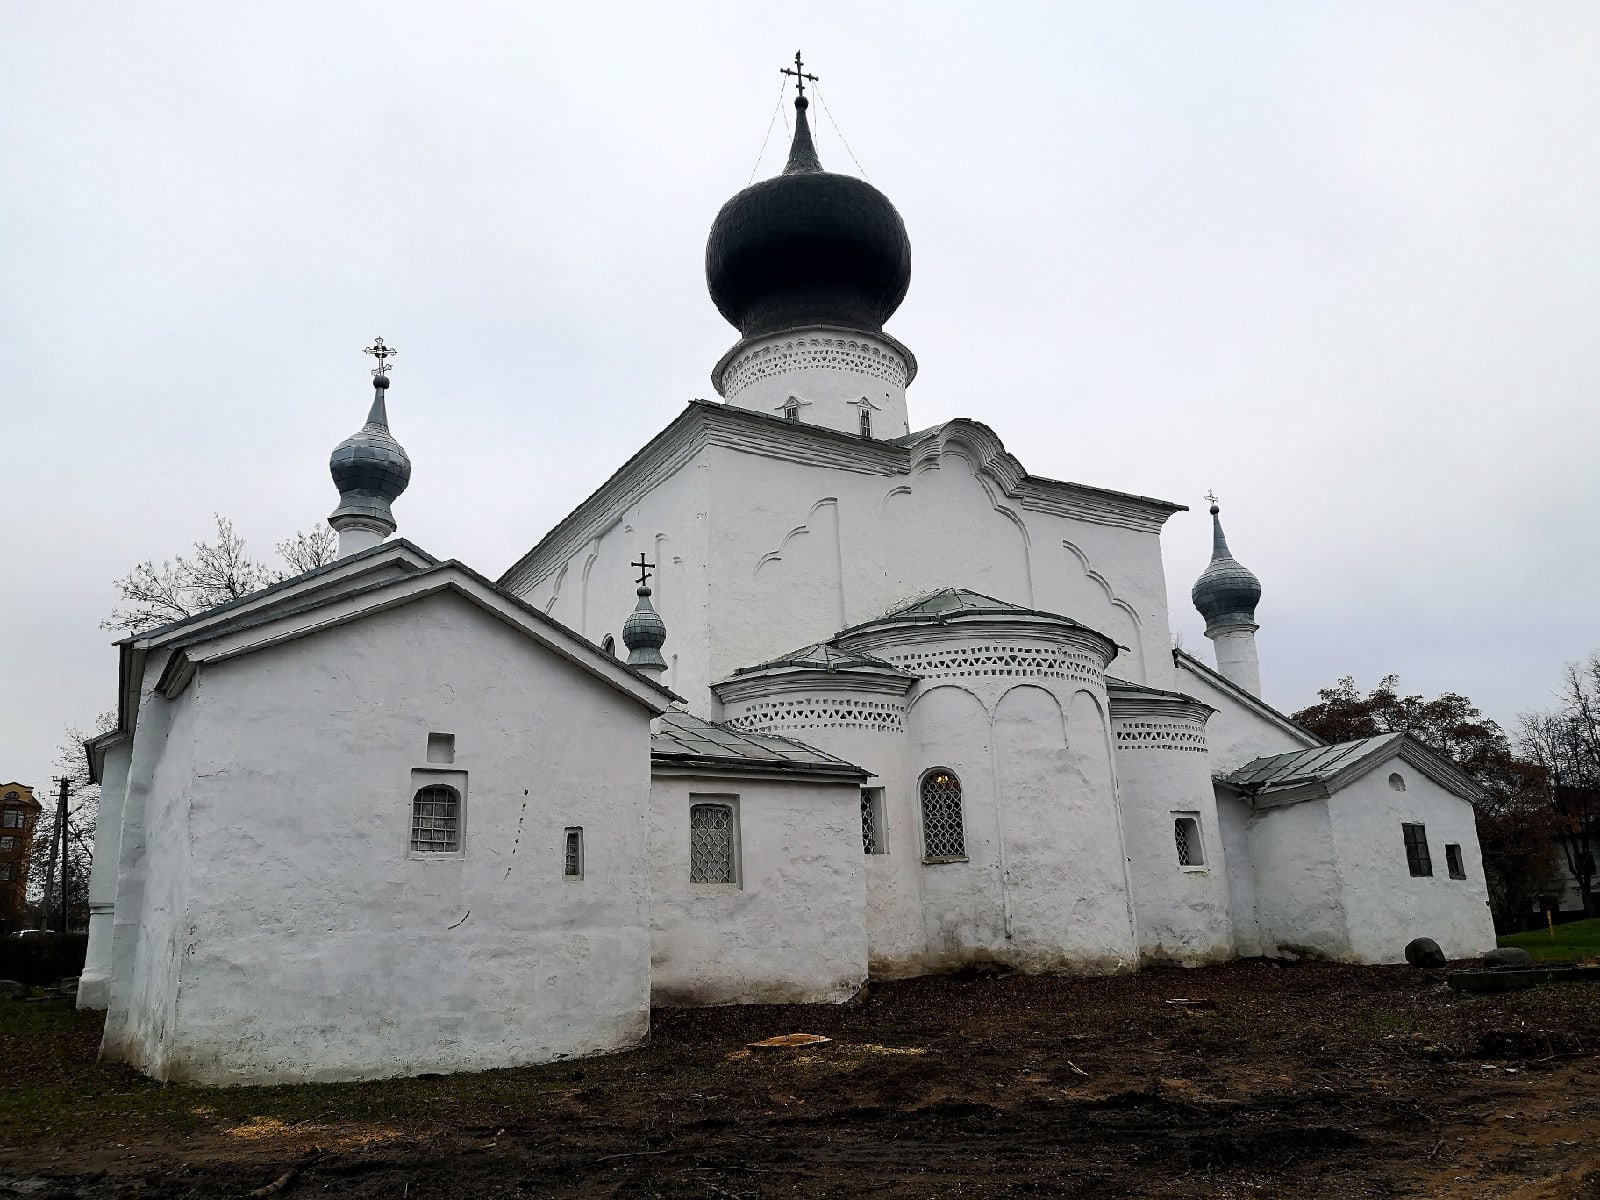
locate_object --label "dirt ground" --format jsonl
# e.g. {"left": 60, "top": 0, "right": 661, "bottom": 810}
{"left": 4, "top": 961, "right": 1600, "bottom": 1198}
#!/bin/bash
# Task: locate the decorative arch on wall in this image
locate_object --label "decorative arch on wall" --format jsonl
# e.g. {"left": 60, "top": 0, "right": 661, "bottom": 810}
{"left": 753, "top": 497, "right": 839, "bottom": 577}
{"left": 542, "top": 562, "right": 568, "bottom": 615}
{"left": 1061, "top": 540, "right": 1146, "bottom": 681}
{"left": 577, "top": 543, "right": 601, "bottom": 638}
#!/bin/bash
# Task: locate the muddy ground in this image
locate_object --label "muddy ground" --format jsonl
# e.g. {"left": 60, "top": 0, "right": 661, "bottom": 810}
{"left": 4, "top": 961, "right": 1600, "bottom": 1198}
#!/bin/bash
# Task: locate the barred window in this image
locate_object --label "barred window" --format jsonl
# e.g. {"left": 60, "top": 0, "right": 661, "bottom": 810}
{"left": 920, "top": 770, "right": 965, "bottom": 861}
{"left": 783, "top": 402, "right": 800, "bottom": 422}
{"left": 411, "top": 785, "right": 461, "bottom": 852}
{"left": 858, "top": 407, "right": 872, "bottom": 437}
{"left": 1445, "top": 843, "right": 1465, "bottom": 879}
{"left": 0, "top": 809, "right": 23, "bottom": 829}
{"left": 564, "top": 827, "right": 584, "bottom": 879}
{"left": 1174, "top": 815, "right": 1204, "bottom": 867}
{"left": 0, "top": 836, "right": 14, "bottom": 852}
{"left": 1402, "top": 822, "right": 1432, "bottom": 877}
{"left": 861, "top": 788, "right": 886, "bottom": 855}
{"left": 690, "top": 802, "right": 737, "bottom": 885}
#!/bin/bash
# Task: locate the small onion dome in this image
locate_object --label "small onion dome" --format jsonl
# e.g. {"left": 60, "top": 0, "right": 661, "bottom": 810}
{"left": 705, "top": 95, "right": 911, "bottom": 340}
{"left": 623, "top": 585, "right": 668, "bottom": 672}
{"left": 329, "top": 374, "right": 411, "bottom": 529}
{"left": 1191, "top": 503, "right": 1262, "bottom": 633}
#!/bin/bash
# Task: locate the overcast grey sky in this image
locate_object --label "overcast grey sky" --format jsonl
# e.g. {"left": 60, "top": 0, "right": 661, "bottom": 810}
{"left": 3, "top": 3, "right": 1597, "bottom": 788}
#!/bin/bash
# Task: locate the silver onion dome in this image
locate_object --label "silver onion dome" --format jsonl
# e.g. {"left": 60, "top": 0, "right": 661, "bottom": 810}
{"left": 623, "top": 585, "right": 668, "bottom": 672}
{"left": 1191, "top": 501, "right": 1262, "bottom": 633}
{"left": 329, "top": 373, "right": 411, "bottom": 531}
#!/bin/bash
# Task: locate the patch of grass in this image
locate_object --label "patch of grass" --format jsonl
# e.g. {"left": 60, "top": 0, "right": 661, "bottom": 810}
{"left": 1499, "top": 917, "right": 1600, "bottom": 962}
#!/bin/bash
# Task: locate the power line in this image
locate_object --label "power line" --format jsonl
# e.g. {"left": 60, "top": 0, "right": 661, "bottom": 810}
{"left": 748, "top": 75, "right": 791, "bottom": 185}
{"left": 813, "top": 83, "right": 870, "bottom": 181}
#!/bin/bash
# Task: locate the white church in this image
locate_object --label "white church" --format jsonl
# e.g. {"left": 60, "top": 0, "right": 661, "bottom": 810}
{"left": 77, "top": 77, "right": 1495, "bottom": 1085}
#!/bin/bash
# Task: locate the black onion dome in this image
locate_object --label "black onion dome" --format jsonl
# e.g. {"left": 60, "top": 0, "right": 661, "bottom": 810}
{"left": 1192, "top": 504, "right": 1262, "bottom": 631}
{"left": 706, "top": 96, "right": 911, "bottom": 339}
{"left": 329, "top": 375, "right": 411, "bottom": 527}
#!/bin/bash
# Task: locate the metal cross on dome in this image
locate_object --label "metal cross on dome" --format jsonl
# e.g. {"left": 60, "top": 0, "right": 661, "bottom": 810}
{"left": 364, "top": 337, "right": 398, "bottom": 377}
{"left": 1204, "top": 490, "right": 1219, "bottom": 507}
{"left": 633, "top": 554, "right": 655, "bottom": 588}
{"left": 780, "top": 50, "right": 818, "bottom": 99}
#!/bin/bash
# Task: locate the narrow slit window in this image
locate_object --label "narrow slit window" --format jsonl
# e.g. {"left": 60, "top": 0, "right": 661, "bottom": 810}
{"left": 1445, "top": 843, "right": 1465, "bottom": 879}
{"left": 1402, "top": 822, "right": 1432, "bottom": 877}
{"left": 564, "top": 827, "right": 584, "bottom": 879}
{"left": 861, "top": 788, "right": 886, "bottom": 855}
{"left": 1174, "top": 815, "right": 1204, "bottom": 867}
{"left": 858, "top": 407, "right": 872, "bottom": 437}
{"left": 411, "top": 785, "right": 461, "bottom": 852}
{"left": 690, "top": 802, "right": 737, "bottom": 885}
{"left": 920, "top": 771, "right": 965, "bottom": 861}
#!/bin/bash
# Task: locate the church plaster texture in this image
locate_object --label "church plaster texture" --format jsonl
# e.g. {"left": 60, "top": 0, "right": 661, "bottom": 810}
{"left": 80, "top": 80, "right": 1502, "bottom": 1084}
{"left": 100, "top": 588, "right": 664, "bottom": 1084}
{"left": 648, "top": 771, "right": 868, "bottom": 1006}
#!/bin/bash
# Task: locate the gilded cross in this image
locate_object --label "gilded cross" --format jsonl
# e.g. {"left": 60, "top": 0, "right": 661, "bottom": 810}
{"left": 633, "top": 554, "right": 655, "bottom": 588}
{"left": 364, "top": 337, "right": 398, "bottom": 377}
{"left": 780, "top": 50, "right": 818, "bottom": 99}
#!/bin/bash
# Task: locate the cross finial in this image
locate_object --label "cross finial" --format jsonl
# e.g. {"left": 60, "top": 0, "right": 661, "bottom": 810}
{"left": 1204, "top": 490, "right": 1218, "bottom": 507}
{"left": 363, "top": 337, "right": 398, "bottom": 377}
{"left": 632, "top": 553, "right": 655, "bottom": 588}
{"left": 780, "top": 50, "right": 818, "bottom": 100}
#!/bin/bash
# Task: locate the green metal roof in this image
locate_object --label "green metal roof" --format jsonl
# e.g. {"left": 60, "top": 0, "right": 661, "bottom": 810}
{"left": 730, "top": 641, "right": 910, "bottom": 677}
{"left": 1224, "top": 734, "right": 1402, "bottom": 791}
{"left": 651, "top": 711, "right": 868, "bottom": 776}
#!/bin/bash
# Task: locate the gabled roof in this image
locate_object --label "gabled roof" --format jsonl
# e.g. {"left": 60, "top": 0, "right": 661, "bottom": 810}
{"left": 1225, "top": 735, "right": 1401, "bottom": 790}
{"left": 651, "top": 711, "right": 867, "bottom": 779}
{"left": 729, "top": 641, "right": 910, "bottom": 677}
{"left": 107, "top": 545, "right": 677, "bottom": 745}
{"left": 1222, "top": 731, "right": 1485, "bottom": 806}
{"left": 1172, "top": 648, "right": 1324, "bottom": 748}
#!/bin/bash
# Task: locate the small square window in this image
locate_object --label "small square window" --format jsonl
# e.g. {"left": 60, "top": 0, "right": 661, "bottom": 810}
{"left": 1402, "top": 823, "right": 1432, "bottom": 877}
{"left": 783, "top": 403, "right": 800, "bottom": 422}
{"left": 1174, "top": 815, "right": 1205, "bottom": 867}
{"left": 861, "top": 788, "right": 887, "bottom": 855}
{"left": 0, "top": 836, "right": 15, "bottom": 853}
{"left": 427, "top": 732, "right": 456, "bottom": 764}
{"left": 1445, "top": 843, "right": 1465, "bottom": 879}
{"left": 0, "top": 864, "right": 13, "bottom": 881}
{"left": 564, "top": 827, "right": 584, "bottom": 879}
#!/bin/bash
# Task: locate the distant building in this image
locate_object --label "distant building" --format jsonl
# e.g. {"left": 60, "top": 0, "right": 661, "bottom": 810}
{"left": 0, "top": 783, "right": 42, "bottom": 930}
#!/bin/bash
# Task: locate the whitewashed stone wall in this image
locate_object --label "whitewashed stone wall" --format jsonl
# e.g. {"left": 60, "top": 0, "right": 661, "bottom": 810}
{"left": 1245, "top": 797, "right": 1350, "bottom": 960}
{"left": 1214, "top": 790, "right": 1264, "bottom": 957}
{"left": 78, "top": 736, "right": 130, "bottom": 1010}
{"left": 103, "top": 592, "right": 656, "bottom": 1084}
{"left": 648, "top": 771, "right": 867, "bottom": 1006}
{"left": 1110, "top": 697, "right": 1235, "bottom": 965}
{"left": 713, "top": 326, "right": 913, "bottom": 440}
{"left": 1327, "top": 767, "right": 1496, "bottom": 962}
{"left": 1174, "top": 655, "right": 1320, "bottom": 773}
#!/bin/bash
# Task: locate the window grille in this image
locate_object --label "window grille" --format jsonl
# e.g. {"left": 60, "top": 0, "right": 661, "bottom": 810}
{"left": 783, "top": 403, "right": 800, "bottom": 422}
{"left": 0, "top": 810, "right": 23, "bottom": 829}
{"left": 860, "top": 789, "right": 883, "bottom": 855}
{"left": 690, "top": 803, "right": 736, "bottom": 884}
{"left": 1445, "top": 843, "right": 1465, "bottom": 879}
{"left": 0, "top": 836, "right": 14, "bottom": 853}
{"left": 564, "top": 827, "right": 583, "bottom": 878}
{"left": 859, "top": 407, "right": 872, "bottom": 437}
{"left": 920, "top": 771, "right": 965, "bottom": 860}
{"left": 1174, "top": 816, "right": 1204, "bottom": 866}
{"left": 411, "top": 785, "right": 461, "bottom": 852}
{"left": 1402, "top": 822, "right": 1432, "bottom": 877}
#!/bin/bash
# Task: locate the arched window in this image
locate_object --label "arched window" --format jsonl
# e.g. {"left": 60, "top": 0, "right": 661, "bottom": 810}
{"left": 920, "top": 770, "right": 965, "bottom": 861}
{"left": 689, "top": 801, "right": 737, "bottom": 885}
{"left": 411, "top": 785, "right": 461, "bottom": 852}
{"left": 601, "top": 634, "right": 616, "bottom": 657}
{"left": 3, "top": 790, "right": 17, "bottom": 801}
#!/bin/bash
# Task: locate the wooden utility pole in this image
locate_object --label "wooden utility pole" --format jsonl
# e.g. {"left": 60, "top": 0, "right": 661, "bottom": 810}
{"left": 40, "top": 776, "right": 68, "bottom": 932}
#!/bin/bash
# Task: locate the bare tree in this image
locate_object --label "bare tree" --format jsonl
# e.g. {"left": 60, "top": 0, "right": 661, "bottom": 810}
{"left": 102, "top": 514, "right": 337, "bottom": 634}
{"left": 29, "top": 714, "right": 116, "bottom": 931}
{"left": 1519, "top": 652, "right": 1600, "bottom": 918}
